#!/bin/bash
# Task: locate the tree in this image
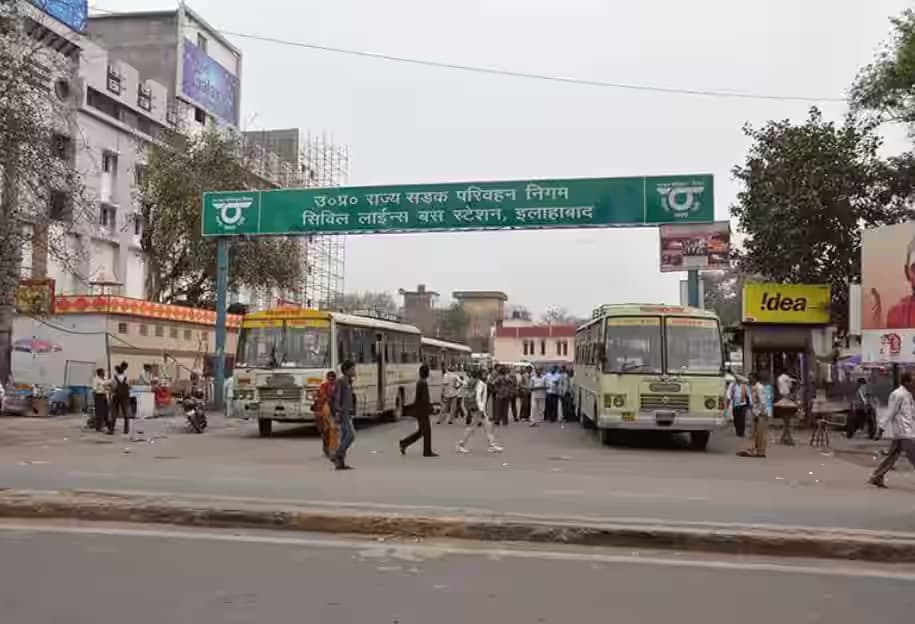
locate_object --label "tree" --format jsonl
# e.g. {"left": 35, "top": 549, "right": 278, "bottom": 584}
{"left": 702, "top": 271, "right": 743, "bottom": 328}
{"left": 335, "top": 291, "right": 399, "bottom": 315}
{"left": 137, "top": 129, "right": 303, "bottom": 307}
{"left": 436, "top": 302, "right": 469, "bottom": 343}
{"left": 541, "top": 306, "right": 577, "bottom": 325}
{"left": 851, "top": 9, "right": 915, "bottom": 127}
{"left": 0, "top": 2, "right": 92, "bottom": 383}
{"left": 730, "top": 107, "right": 906, "bottom": 329}
{"left": 508, "top": 305, "right": 532, "bottom": 321}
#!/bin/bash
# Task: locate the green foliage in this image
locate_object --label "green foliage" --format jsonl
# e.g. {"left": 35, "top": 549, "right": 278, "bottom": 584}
{"left": 335, "top": 291, "right": 399, "bottom": 315}
{"left": 541, "top": 306, "right": 578, "bottom": 325}
{"left": 436, "top": 302, "right": 470, "bottom": 343}
{"left": 851, "top": 9, "right": 915, "bottom": 126}
{"left": 702, "top": 271, "right": 743, "bottom": 328}
{"left": 137, "top": 129, "right": 302, "bottom": 307}
{"left": 730, "top": 107, "right": 907, "bottom": 328}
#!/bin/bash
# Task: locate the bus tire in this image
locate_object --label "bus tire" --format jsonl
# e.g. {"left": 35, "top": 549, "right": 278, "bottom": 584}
{"left": 258, "top": 418, "right": 272, "bottom": 437}
{"left": 387, "top": 391, "right": 405, "bottom": 422}
{"left": 599, "top": 428, "right": 613, "bottom": 446}
{"left": 689, "top": 431, "right": 711, "bottom": 451}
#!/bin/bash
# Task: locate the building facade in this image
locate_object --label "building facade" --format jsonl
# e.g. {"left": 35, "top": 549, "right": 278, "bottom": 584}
{"left": 399, "top": 284, "right": 439, "bottom": 336}
{"left": 452, "top": 291, "right": 508, "bottom": 354}
{"left": 493, "top": 324, "right": 576, "bottom": 366}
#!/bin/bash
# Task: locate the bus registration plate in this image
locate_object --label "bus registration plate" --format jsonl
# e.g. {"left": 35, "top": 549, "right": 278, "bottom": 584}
{"left": 655, "top": 412, "right": 675, "bottom": 427}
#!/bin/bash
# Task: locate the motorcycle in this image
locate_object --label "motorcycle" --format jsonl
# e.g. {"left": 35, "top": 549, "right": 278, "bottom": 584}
{"left": 183, "top": 390, "right": 207, "bottom": 433}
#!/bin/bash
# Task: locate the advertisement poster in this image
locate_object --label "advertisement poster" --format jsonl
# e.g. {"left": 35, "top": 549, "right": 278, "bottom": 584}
{"left": 741, "top": 282, "right": 831, "bottom": 325}
{"left": 861, "top": 222, "right": 915, "bottom": 362}
{"left": 659, "top": 221, "right": 730, "bottom": 273}
{"left": 30, "top": 0, "right": 88, "bottom": 32}
{"left": 181, "top": 38, "right": 239, "bottom": 125}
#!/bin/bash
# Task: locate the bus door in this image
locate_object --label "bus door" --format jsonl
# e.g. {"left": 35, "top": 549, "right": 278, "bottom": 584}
{"left": 376, "top": 332, "right": 385, "bottom": 412}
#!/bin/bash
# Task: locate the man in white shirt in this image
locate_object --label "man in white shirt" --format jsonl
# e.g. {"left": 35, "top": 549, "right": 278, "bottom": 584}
{"left": 777, "top": 371, "right": 795, "bottom": 399}
{"left": 438, "top": 366, "right": 462, "bottom": 425}
{"left": 869, "top": 372, "right": 915, "bottom": 488}
{"left": 775, "top": 369, "right": 798, "bottom": 446}
{"left": 456, "top": 369, "right": 503, "bottom": 454}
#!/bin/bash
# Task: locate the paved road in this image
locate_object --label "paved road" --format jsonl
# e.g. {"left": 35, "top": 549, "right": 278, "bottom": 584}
{"left": 3, "top": 414, "right": 915, "bottom": 531}
{"left": 2, "top": 520, "right": 914, "bottom": 624}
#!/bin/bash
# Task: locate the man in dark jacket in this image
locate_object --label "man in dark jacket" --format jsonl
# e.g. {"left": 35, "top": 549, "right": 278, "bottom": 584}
{"left": 399, "top": 364, "right": 437, "bottom": 457}
{"left": 331, "top": 360, "right": 357, "bottom": 470}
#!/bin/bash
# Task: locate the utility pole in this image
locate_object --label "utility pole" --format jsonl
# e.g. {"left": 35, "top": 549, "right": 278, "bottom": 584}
{"left": 213, "top": 238, "right": 229, "bottom": 411}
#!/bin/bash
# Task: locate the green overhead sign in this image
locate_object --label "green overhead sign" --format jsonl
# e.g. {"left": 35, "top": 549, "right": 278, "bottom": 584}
{"left": 201, "top": 174, "right": 714, "bottom": 237}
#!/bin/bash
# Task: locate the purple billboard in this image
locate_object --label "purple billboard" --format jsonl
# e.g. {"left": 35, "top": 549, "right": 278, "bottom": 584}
{"left": 181, "top": 38, "right": 239, "bottom": 126}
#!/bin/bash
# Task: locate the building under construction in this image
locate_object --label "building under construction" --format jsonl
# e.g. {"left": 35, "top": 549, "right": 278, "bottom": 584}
{"left": 242, "top": 129, "right": 349, "bottom": 310}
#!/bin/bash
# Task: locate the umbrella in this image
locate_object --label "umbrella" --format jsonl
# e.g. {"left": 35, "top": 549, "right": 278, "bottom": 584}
{"left": 13, "top": 338, "right": 62, "bottom": 354}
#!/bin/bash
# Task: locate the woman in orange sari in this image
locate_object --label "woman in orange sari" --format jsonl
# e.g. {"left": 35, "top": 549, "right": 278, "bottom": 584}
{"left": 314, "top": 371, "right": 338, "bottom": 460}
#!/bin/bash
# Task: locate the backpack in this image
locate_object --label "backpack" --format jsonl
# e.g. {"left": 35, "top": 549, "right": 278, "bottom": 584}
{"left": 462, "top": 377, "right": 479, "bottom": 412}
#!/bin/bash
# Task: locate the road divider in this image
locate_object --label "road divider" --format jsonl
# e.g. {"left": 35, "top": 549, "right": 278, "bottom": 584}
{"left": 1, "top": 488, "right": 914, "bottom": 563}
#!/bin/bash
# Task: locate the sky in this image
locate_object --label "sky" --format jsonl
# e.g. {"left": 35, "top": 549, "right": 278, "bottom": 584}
{"left": 94, "top": 0, "right": 913, "bottom": 318}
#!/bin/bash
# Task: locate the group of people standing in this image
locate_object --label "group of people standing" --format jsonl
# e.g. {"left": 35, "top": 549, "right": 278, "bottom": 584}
{"left": 310, "top": 362, "right": 576, "bottom": 469}
{"left": 91, "top": 363, "right": 132, "bottom": 435}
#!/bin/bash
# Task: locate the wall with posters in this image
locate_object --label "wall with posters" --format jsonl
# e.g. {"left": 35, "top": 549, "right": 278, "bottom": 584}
{"left": 659, "top": 221, "right": 730, "bottom": 273}
{"left": 861, "top": 222, "right": 915, "bottom": 362}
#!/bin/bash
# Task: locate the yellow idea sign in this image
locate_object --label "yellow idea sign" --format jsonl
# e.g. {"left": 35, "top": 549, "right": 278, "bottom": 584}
{"left": 742, "top": 282, "right": 831, "bottom": 324}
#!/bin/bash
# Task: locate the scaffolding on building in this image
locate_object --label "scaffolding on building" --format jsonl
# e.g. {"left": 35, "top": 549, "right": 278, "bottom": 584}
{"left": 241, "top": 130, "right": 349, "bottom": 311}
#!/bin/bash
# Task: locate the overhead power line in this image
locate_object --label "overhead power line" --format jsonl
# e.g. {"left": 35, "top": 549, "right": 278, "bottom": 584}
{"left": 90, "top": 6, "right": 846, "bottom": 103}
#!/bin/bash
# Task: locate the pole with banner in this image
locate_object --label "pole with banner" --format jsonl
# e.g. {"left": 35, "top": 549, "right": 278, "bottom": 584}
{"left": 687, "top": 270, "right": 701, "bottom": 308}
{"left": 214, "top": 238, "right": 229, "bottom": 412}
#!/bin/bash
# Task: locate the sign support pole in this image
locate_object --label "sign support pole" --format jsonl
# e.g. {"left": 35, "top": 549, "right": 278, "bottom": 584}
{"left": 687, "top": 270, "right": 700, "bottom": 308}
{"left": 214, "top": 238, "right": 229, "bottom": 412}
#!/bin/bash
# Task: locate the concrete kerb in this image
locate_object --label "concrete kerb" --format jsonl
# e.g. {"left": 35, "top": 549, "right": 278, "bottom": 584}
{"left": 2, "top": 488, "right": 915, "bottom": 563}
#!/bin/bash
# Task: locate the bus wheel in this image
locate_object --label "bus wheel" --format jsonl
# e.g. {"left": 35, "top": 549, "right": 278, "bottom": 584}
{"left": 599, "top": 428, "right": 613, "bottom": 446}
{"left": 389, "top": 392, "right": 404, "bottom": 422}
{"left": 258, "top": 418, "right": 273, "bottom": 437}
{"left": 689, "top": 431, "right": 710, "bottom": 451}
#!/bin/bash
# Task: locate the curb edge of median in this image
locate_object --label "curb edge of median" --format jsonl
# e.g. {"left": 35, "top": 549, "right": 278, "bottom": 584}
{"left": 1, "top": 491, "right": 914, "bottom": 563}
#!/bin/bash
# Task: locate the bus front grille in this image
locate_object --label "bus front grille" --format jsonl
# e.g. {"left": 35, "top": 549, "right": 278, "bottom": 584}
{"left": 640, "top": 394, "right": 689, "bottom": 412}
{"left": 258, "top": 386, "right": 303, "bottom": 402}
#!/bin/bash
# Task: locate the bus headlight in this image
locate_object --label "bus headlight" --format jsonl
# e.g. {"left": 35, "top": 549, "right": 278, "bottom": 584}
{"left": 704, "top": 397, "right": 718, "bottom": 410}
{"left": 605, "top": 394, "right": 626, "bottom": 408}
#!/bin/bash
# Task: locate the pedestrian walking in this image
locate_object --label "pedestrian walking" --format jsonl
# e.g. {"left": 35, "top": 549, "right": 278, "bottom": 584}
{"left": 108, "top": 362, "right": 131, "bottom": 435}
{"left": 331, "top": 360, "right": 357, "bottom": 470}
{"left": 400, "top": 364, "right": 438, "bottom": 457}
{"left": 438, "top": 366, "right": 462, "bottom": 424}
{"left": 456, "top": 369, "right": 503, "bottom": 454}
{"left": 847, "top": 378, "right": 876, "bottom": 440}
{"left": 727, "top": 375, "right": 750, "bottom": 437}
{"left": 869, "top": 372, "right": 915, "bottom": 488}
{"left": 530, "top": 367, "right": 546, "bottom": 427}
{"left": 544, "top": 366, "right": 561, "bottom": 422}
{"left": 312, "top": 371, "right": 338, "bottom": 459}
{"left": 737, "top": 372, "right": 772, "bottom": 458}
{"left": 92, "top": 368, "right": 110, "bottom": 432}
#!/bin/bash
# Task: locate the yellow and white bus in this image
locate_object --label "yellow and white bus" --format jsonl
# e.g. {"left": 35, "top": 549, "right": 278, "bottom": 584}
{"left": 421, "top": 337, "right": 472, "bottom": 404}
{"left": 574, "top": 304, "right": 727, "bottom": 450}
{"left": 233, "top": 307, "right": 422, "bottom": 436}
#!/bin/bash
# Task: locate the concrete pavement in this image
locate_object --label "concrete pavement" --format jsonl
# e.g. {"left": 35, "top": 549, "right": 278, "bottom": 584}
{"left": 3, "top": 520, "right": 915, "bottom": 624}
{"left": 3, "top": 413, "right": 915, "bottom": 533}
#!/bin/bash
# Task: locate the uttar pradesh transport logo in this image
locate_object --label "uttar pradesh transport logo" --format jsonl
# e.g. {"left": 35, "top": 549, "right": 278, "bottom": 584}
{"left": 656, "top": 181, "right": 707, "bottom": 218}
{"left": 212, "top": 195, "right": 256, "bottom": 231}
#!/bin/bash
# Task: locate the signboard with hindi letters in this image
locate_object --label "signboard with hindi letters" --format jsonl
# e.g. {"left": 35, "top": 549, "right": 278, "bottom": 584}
{"left": 201, "top": 174, "right": 714, "bottom": 237}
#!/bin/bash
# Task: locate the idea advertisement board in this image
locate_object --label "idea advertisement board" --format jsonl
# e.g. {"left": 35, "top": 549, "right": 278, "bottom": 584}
{"left": 659, "top": 221, "right": 730, "bottom": 273}
{"left": 741, "top": 282, "right": 831, "bottom": 325}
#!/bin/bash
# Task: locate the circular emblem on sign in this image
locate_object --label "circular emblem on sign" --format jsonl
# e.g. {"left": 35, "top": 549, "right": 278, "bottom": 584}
{"left": 666, "top": 187, "right": 699, "bottom": 213}
{"left": 218, "top": 205, "right": 244, "bottom": 226}
{"left": 276, "top": 389, "right": 284, "bottom": 396}
{"left": 661, "top": 396, "right": 670, "bottom": 405}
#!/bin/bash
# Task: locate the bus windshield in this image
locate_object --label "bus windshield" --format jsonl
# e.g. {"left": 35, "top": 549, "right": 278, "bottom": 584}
{"left": 236, "top": 323, "right": 331, "bottom": 369}
{"left": 665, "top": 317, "right": 723, "bottom": 375}
{"left": 605, "top": 318, "right": 663, "bottom": 374}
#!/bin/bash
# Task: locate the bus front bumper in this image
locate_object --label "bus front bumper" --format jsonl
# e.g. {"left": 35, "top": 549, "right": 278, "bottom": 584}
{"left": 239, "top": 401, "right": 314, "bottom": 423}
{"left": 598, "top": 411, "right": 727, "bottom": 431}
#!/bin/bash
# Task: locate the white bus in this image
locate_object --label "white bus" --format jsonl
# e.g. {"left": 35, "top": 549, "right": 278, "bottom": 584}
{"left": 233, "top": 308, "right": 423, "bottom": 436}
{"left": 421, "top": 337, "right": 473, "bottom": 405}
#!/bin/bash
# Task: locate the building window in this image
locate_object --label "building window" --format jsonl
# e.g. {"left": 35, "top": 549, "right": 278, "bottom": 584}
{"left": 169, "top": 326, "right": 178, "bottom": 339}
{"left": 139, "top": 324, "right": 148, "bottom": 336}
{"left": 99, "top": 205, "right": 117, "bottom": 230}
{"left": 102, "top": 152, "right": 116, "bottom": 173}
{"left": 197, "top": 33, "right": 208, "bottom": 53}
{"left": 106, "top": 65, "right": 121, "bottom": 95}
{"left": 118, "top": 322, "right": 128, "bottom": 334}
{"left": 133, "top": 214, "right": 143, "bottom": 236}
{"left": 137, "top": 84, "right": 152, "bottom": 111}
{"left": 184, "top": 329, "right": 192, "bottom": 340}
{"left": 194, "top": 107, "right": 206, "bottom": 124}
{"left": 134, "top": 165, "right": 146, "bottom": 187}
{"left": 540, "top": 340, "right": 546, "bottom": 356}
{"left": 48, "top": 191, "right": 71, "bottom": 221}
{"left": 563, "top": 341, "right": 569, "bottom": 356}
{"left": 155, "top": 325, "right": 164, "bottom": 337}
